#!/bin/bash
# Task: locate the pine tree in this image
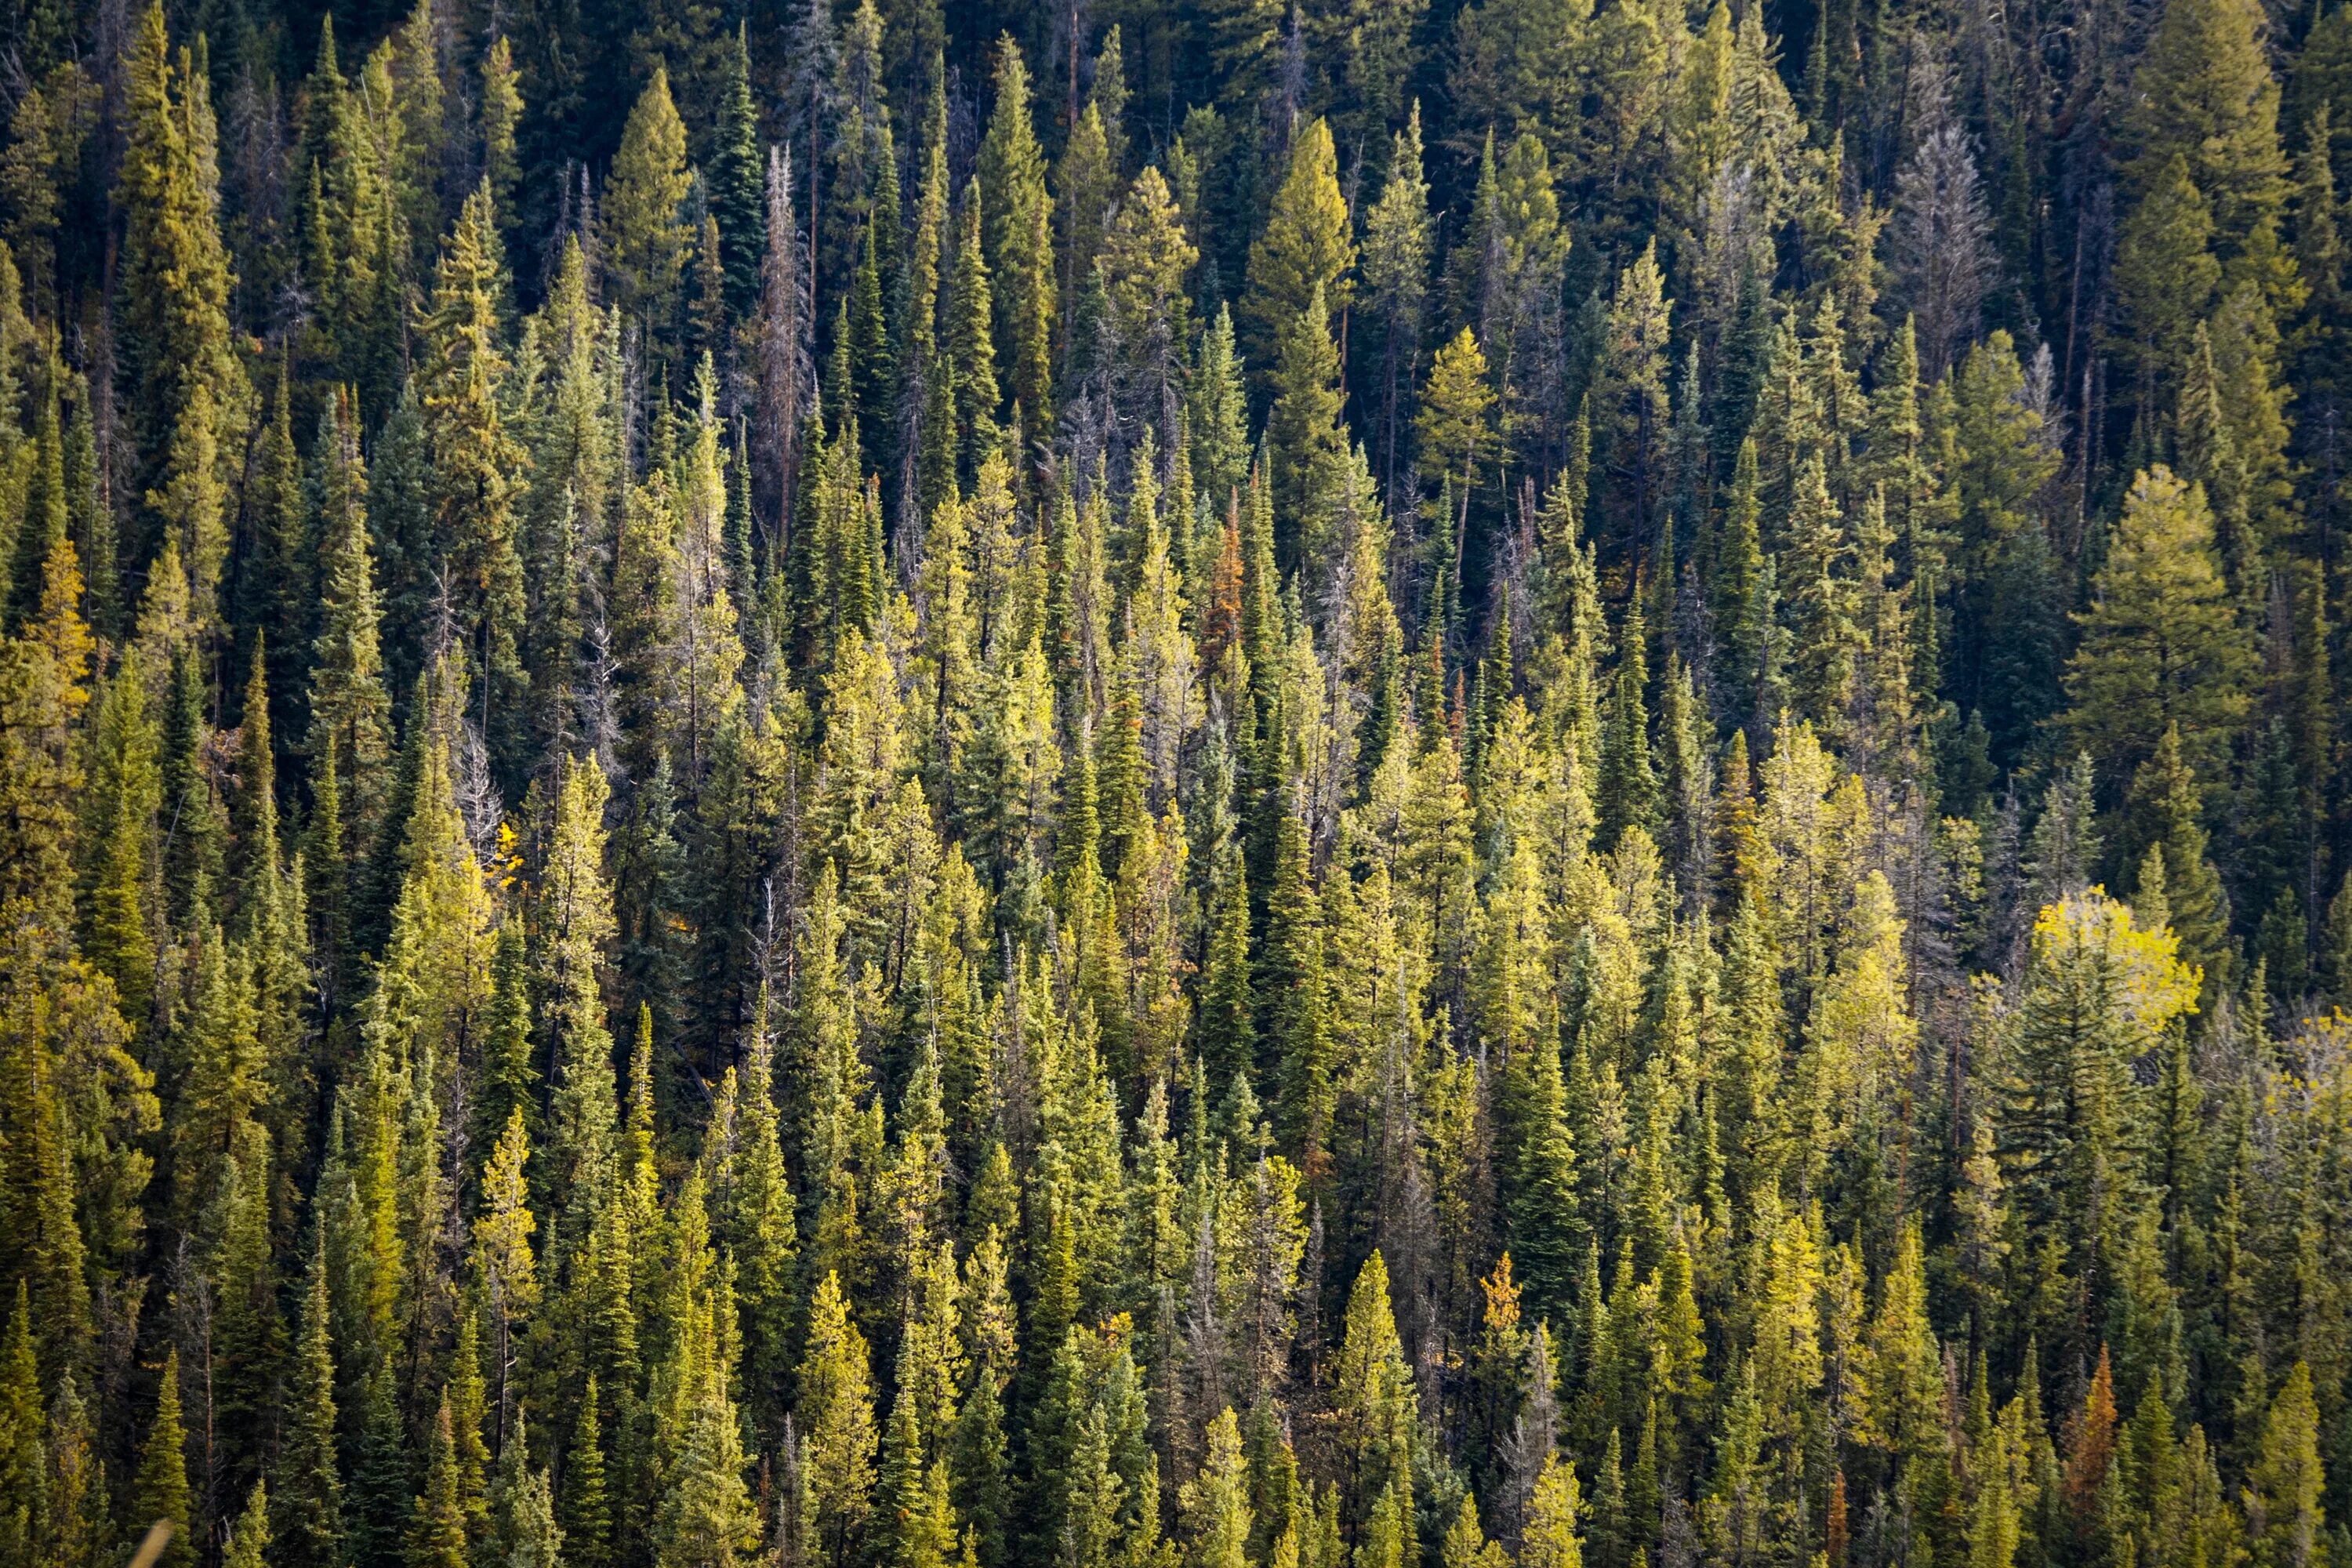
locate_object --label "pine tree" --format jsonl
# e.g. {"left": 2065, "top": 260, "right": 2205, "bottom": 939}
{"left": 1418, "top": 328, "right": 1497, "bottom": 544}
{"left": 562, "top": 1376, "right": 612, "bottom": 1568}
{"left": 1520, "top": 1453, "right": 1583, "bottom": 1568}
{"left": 1267, "top": 285, "right": 1348, "bottom": 574}
{"left": 276, "top": 1238, "right": 343, "bottom": 1568}
{"left": 1784, "top": 452, "right": 1857, "bottom": 732}
{"left": 236, "top": 374, "right": 310, "bottom": 731}
{"left": 903, "top": 96, "right": 951, "bottom": 524}
{"left": 710, "top": 25, "right": 766, "bottom": 315}
{"left": 2063, "top": 466, "right": 2253, "bottom": 789}
{"left": 421, "top": 183, "right": 529, "bottom": 767}
{"left": 477, "top": 35, "right": 522, "bottom": 231}
{"left": 605, "top": 67, "right": 694, "bottom": 332}
{"left": 978, "top": 39, "right": 1054, "bottom": 430}
{"left": 0, "top": 1283, "right": 45, "bottom": 1567}
{"left": 203, "top": 1473, "right": 261, "bottom": 1568}
{"left": 2248, "top": 1361, "right": 2325, "bottom": 1568}
{"left": 653, "top": 1311, "right": 760, "bottom": 1568}
{"left": 2119, "top": 725, "right": 2232, "bottom": 987}
{"left": 0, "top": 506, "right": 89, "bottom": 917}
{"left": 135, "top": 1350, "right": 193, "bottom": 1568}
{"left": 472, "top": 1106, "right": 536, "bottom": 1441}
{"left": 1597, "top": 597, "right": 1657, "bottom": 849}
{"left": 1595, "top": 243, "right": 1674, "bottom": 561}
{"left": 2122, "top": 0, "right": 2288, "bottom": 258}
{"left": 411, "top": 1396, "right": 470, "bottom": 1568}
{"left": 1246, "top": 118, "right": 1355, "bottom": 366}
{"left": 1363, "top": 105, "right": 1432, "bottom": 494}
{"left": 799, "top": 1272, "right": 877, "bottom": 1568}
{"left": 1254, "top": 805, "right": 1328, "bottom": 1176}
{"left": 2114, "top": 156, "right": 2223, "bottom": 408}
{"left": 1508, "top": 1025, "right": 1581, "bottom": 1325}
{"left": 1994, "top": 891, "right": 2196, "bottom": 1330}
{"left": 544, "top": 755, "right": 619, "bottom": 1217}
{"left": 1099, "top": 167, "right": 1196, "bottom": 419}
{"left": 1055, "top": 98, "right": 1116, "bottom": 343}
{"left": 1331, "top": 1253, "right": 1417, "bottom": 1536}
{"left": 1181, "top": 1407, "right": 1254, "bottom": 1568}
{"left": 119, "top": 0, "right": 248, "bottom": 530}
{"left": 947, "top": 194, "right": 1004, "bottom": 487}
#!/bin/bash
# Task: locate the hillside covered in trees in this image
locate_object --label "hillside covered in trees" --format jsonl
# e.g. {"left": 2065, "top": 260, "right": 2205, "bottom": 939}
{"left": 0, "top": 1, "right": 2350, "bottom": 1568}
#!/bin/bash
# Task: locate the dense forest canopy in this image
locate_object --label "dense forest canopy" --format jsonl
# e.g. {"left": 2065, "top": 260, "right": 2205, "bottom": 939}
{"left": 0, "top": 3, "right": 2349, "bottom": 1568}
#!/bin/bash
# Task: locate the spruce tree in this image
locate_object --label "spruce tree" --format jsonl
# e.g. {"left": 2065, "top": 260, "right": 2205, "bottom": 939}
{"left": 275, "top": 1238, "right": 343, "bottom": 1568}
{"left": 2119, "top": 724, "right": 2233, "bottom": 989}
{"left": 710, "top": 25, "right": 766, "bottom": 315}
{"left": 134, "top": 1349, "right": 193, "bottom": 1568}
{"left": 1261, "top": 809, "right": 1330, "bottom": 1170}
{"left": 1331, "top": 1253, "right": 1417, "bottom": 1535}
{"left": 420, "top": 184, "right": 528, "bottom": 769}
{"left": 978, "top": 39, "right": 1054, "bottom": 430}
{"left": 2063, "top": 466, "right": 2253, "bottom": 789}
{"left": 1246, "top": 118, "right": 1356, "bottom": 367}
{"left": 118, "top": 0, "right": 248, "bottom": 525}
{"left": 604, "top": 67, "right": 694, "bottom": 334}
{"left": 798, "top": 1272, "right": 877, "bottom": 1568}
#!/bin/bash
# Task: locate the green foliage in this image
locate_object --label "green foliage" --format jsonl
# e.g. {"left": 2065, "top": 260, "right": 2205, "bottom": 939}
{"left": 7, "top": 13, "right": 2352, "bottom": 1568}
{"left": 604, "top": 67, "right": 693, "bottom": 330}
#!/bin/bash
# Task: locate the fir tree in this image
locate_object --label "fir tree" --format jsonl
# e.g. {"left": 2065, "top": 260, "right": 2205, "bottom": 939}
{"left": 799, "top": 1272, "right": 877, "bottom": 1568}
{"left": 1246, "top": 118, "right": 1356, "bottom": 368}
{"left": 2063, "top": 466, "right": 2253, "bottom": 789}
{"left": 275, "top": 1238, "right": 343, "bottom": 1568}
{"left": 605, "top": 67, "right": 694, "bottom": 333}
{"left": 134, "top": 1350, "right": 193, "bottom": 1568}
{"left": 710, "top": 26, "right": 766, "bottom": 316}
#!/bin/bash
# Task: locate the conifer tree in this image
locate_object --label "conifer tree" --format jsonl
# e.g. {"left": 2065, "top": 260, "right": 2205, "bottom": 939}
{"left": 411, "top": 1396, "right": 470, "bottom": 1568}
{"left": 1268, "top": 286, "right": 1348, "bottom": 572}
{"left": 606, "top": 67, "right": 694, "bottom": 334}
{"left": 1520, "top": 1454, "right": 1583, "bottom": 1568}
{"left": 1181, "top": 1408, "right": 1253, "bottom": 1568}
{"left": 119, "top": 1, "right": 248, "bottom": 519}
{"left": 0, "top": 1284, "right": 44, "bottom": 1566}
{"left": 1363, "top": 105, "right": 1432, "bottom": 494}
{"left": 947, "top": 194, "right": 1003, "bottom": 486}
{"left": 421, "top": 183, "right": 529, "bottom": 764}
{"left": 276, "top": 1238, "right": 343, "bottom": 1568}
{"left": 1261, "top": 809, "right": 1330, "bottom": 1167}
{"left": 1596, "top": 598, "right": 1657, "bottom": 849}
{"left": 978, "top": 39, "right": 1054, "bottom": 430}
{"left": 1247, "top": 118, "right": 1356, "bottom": 368}
{"left": 1100, "top": 168, "right": 1195, "bottom": 422}
{"left": 544, "top": 755, "right": 619, "bottom": 1216}
{"left": 0, "top": 507, "right": 89, "bottom": 916}
{"left": 2063, "top": 466, "right": 2253, "bottom": 789}
{"left": 2248, "top": 1361, "right": 2325, "bottom": 1568}
{"left": 2122, "top": 0, "right": 2288, "bottom": 256}
{"left": 2119, "top": 725, "right": 2232, "bottom": 986}
{"left": 478, "top": 36, "right": 522, "bottom": 230}
{"left": 1595, "top": 243, "right": 1674, "bottom": 560}
{"left": 1418, "top": 328, "right": 1497, "bottom": 546}
{"left": 799, "top": 1272, "right": 877, "bottom": 1568}
{"left": 135, "top": 1350, "right": 193, "bottom": 1568}
{"left": 563, "top": 1377, "right": 612, "bottom": 1568}
{"left": 1331, "top": 1253, "right": 1417, "bottom": 1537}
{"left": 237, "top": 375, "right": 310, "bottom": 730}
{"left": 710, "top": 26, "right": 766, "bottom": 315}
